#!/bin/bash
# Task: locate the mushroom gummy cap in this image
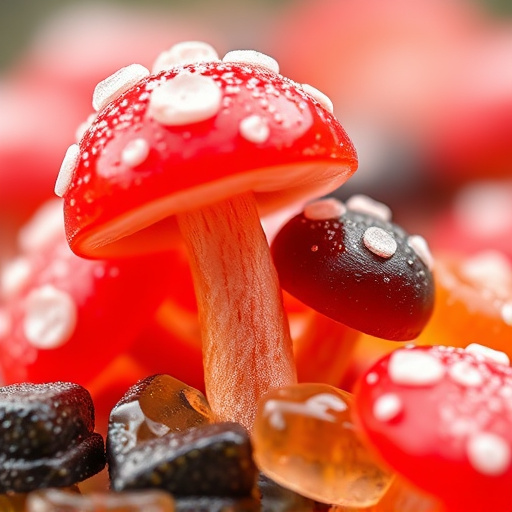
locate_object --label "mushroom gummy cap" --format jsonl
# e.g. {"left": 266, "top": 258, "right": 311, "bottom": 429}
{"left": 355, "top": 345, "right": 512, "bottom": 512}
{"left": 60, "top": 53, "right": 357, "bottom": 259}
{"left": 271, "top": 206, "right": 434, "bottom": 341}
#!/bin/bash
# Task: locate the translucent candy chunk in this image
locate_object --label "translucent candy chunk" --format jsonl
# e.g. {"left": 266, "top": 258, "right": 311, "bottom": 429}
{"left": 26, "top": 488, "right": 175, "bottom": 512}
{"left": 253, "top": 383, "right": 393, "bottom": 507}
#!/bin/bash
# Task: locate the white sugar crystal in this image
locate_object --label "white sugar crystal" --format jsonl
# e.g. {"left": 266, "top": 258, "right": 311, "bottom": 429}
{"left": 407, "top": 235, "right": 434, "bottom": 271}
{"left": 389, "top": 349, "right": 445, "bottom": 386}
{"left": 373, "top": 393, "right": 402, "bottom": 422}
{"left": 92, "top": 63, "right": 149, "bottom": 112}
{"left": 223, "top": 50, "right": 279, "bottom": 74}
{"left": 23, "top": 285, "right": 77, "bottom": 349}
{"left": 0, "top": 310, "right": 11, "bottom": 338}
{"left": 363, "top": 227, "right": 397, "bottom": 259}
{"left": 467, "top": 432, "right": 511, "bottom": 476}
{"left": 501, "top": 302, "right": 512, "bottom": 326}
{"left": 152, "top": 41, "right": 219, "bottom": 73}
{"left": 121, "top": 138, "right": 150, "bottom": 167}
{"left": 239, "top": 115, "right": 270, "bottom": 144}
{"left": 366, "top": 372, "right": 379, "bottom": 385}
{"left": 304, "top": 198, "right": 346, "bottom": 221}
{"left": 346, "top": 194, "right": 392, "bottom": 222}
{"left": 465, "top": 343, "right": 510, "bottom": 366}
{"left": 301, "top": 83, "right": 334, "bottom": 113}
{"left": 461, "top": 251, "right": 512, "bottom": 293}
{"left": 1, "top": 257, "right": 31, "bottom": 299}
{"left": 18, "top": 200, "right": 64, "bottom": 253}
{"left": 448, "top": 361, "right": 484, "bottom": 387}
{"left": 55, "top": 144, "right": 80, "bottom": 197}
{"left": 148, "top": 73, "right": 221, "bottom": 126}
{"left": 75, "top": 113, "right": 97, "bottom": 143}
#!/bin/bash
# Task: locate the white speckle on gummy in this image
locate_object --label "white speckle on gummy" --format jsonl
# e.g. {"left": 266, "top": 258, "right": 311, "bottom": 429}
{"left": 0, "top": 310, "right": 11, "bottom": 339}
{"left": 465, "top": 344, "right": 510, "bottom": 366}
{"left": 23, "top": 285, "right": 77, "bottom": 349}
{"left": 304, "top": 198, "right": 346, "bottom": 221}
{"left": 92, "top": 64, "right": 149, "bottom": 112}
{"left": 346, "top": 195, "right": 392, "bottom": 222}
{"left": 448, "top": 361, "right": 484, "bottom": 387}
{"left": 152, "top": 41, "right": 219, "bottom": 73}
{"left": 460, "top": 251, "right": 512, "bottom": 295}
{"left": 388, "top": 349, "right": 445, "bottom": 386}
{"left": 363, "top": 227, "right": 397, "bottom": 259}
{"left": 147, "top": 73, "right": 221, "bottom": 126}
{"left": 373, "top": 393, "right": 402, "bottom": 422}
{"left": 407, "top": 235, "right": 434, "bottom": 271}
{"left": 301, "top": 84, "right": 334, "bottom": 113}
{"left": 501, "top": 302, "right": 512, "bottom": 326}
{"left": 18, "top": 200, "right": 64, "bottom": 253}
{"left": 55, "top": 144, "right": 80, "bottom": 197}
{"left": 1, "top": 257, "right": 31, "bottom": 299}
{"left": 222, "top": 50, "right": 279, "bottom": 74}
{"left": 467, "top": 432, "right": 511, "bottom": 476}
{"left": 121, "top": 138, "right": 150, "bottom": 167}
{"left": 75, "top": 113, "right": 97, "bottom": 143}
{"left": 239, "top": 115, "right": 270, "bottom": 144}
{"left": 366, "top": 372, "right": 379, "bottom": 385}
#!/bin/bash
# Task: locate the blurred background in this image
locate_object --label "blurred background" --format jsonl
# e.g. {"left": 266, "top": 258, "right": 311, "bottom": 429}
{"left": 1, "top": 0, "right": 511, "bottom": 259}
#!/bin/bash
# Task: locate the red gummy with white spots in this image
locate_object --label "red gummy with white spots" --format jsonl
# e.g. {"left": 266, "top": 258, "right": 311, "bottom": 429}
{"left": 354, "top": 345, "right": 512, "bottom": 512}
{"left": 59, "top": 58, "right": 356, "bottom": 258}
{"left": 0, "top": 201, "right": 174, "bottom": 386}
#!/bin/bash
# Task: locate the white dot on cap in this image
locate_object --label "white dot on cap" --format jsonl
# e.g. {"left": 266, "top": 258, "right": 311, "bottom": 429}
{"left": 0, "top": 310, "right": 11, "bottom": 339}
{"left": 1, "top": 257, "right": 31, "bottom": 299}
{"left": 501, "top": 302, "right": 512, "bottom": 326}
{"left": 239, "top": 115, "right": 270, "bottom": 144}
{"left": 223, "top": 50, "right": 279, "bottom": 74}
{"left": 467, "top": 432, "right": 511, "bottom": 476}
{"left": 407, "top": 235, "right": 434, "bottom": 271}
{"left": 448, "top": 361, "right": 484, "bottom": 387}
{"left": 304, "top": 198, "right": 346, "bottom": 221}
{"left": 388, "top": 349, "right": 445, "bottom": 386}
{"left": 465, "top": 344, "right": 510, "bottom": 366}
{"left": 23, "top": 285, "right": 77, "bottom": 350}
{"left": 301, "top": 84, "right": 334, "bottom": 114}
{"left": 55, "top": 144, "right": 80, "bottom": 198}
{"left": 121, "top": 138, "right": 150, "bottom": 168}
{"left": 346, "top": 195, "right": 392, "bottom": 222}
{"left": 148, "top": 73, "right": 221, "bottom": 126}
{"left": 363, "top": 227, "right": 397, "bottom": 259}
{"left": 92, "top": 63, "right": 149, "bottom": 112}
{"left": 373, "top": 393, "right": 403, "bottom": 422}
{"left": 152, "top": 41, "right": 219, "bottom": 73}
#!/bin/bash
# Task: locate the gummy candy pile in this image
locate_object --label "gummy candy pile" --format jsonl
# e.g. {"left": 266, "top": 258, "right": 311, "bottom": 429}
{"left": 1, "top": 27, "right": 512, "bottom": 512}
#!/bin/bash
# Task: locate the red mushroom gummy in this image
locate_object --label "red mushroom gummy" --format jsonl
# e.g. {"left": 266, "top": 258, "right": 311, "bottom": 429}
{"left": 354, "top": 344, "right": 512, "bottom": 512}
{"left": 55, "top": 41, "right": 357, "bottom": 430}
{"left": 271, "top": 195, "right": 435, "bottom": 340}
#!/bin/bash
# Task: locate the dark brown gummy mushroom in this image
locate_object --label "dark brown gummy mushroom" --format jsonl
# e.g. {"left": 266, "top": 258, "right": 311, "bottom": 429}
{"left": 0, "top": 382, "right": 105, "bottom": 493}
{"left": 271, "top": 196, "right": 435, "bottom": 341}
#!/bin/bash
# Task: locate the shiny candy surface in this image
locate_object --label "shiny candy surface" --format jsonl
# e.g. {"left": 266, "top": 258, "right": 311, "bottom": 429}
{"left": 61, "top": 56, "right": 356, "bottom": 259}
{"left": 108, "top": 374, "right": 213, "bottom": 449}
{"left": 271, "top": 199, "right": 434, "bottom": 340}
{"left": 253, "top": 383, "right": 393, "bottom": 507}
{"left": 355, "top": 345, "right": 512, "bottom": 512}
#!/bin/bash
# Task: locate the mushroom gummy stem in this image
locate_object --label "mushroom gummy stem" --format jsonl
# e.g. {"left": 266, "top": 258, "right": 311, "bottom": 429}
{"left": 176, "top": 192, "right": 297, "bottom": 431}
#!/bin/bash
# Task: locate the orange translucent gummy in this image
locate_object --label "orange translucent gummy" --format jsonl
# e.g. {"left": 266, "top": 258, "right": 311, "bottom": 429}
{"left": 253, "top": 383, "right": 393, "bottom": 508}
{"left": 416, "top": 251, "right": 512, "bottom": 356}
